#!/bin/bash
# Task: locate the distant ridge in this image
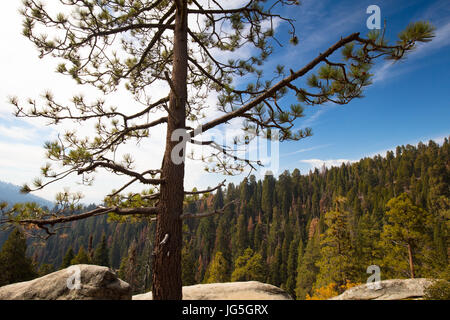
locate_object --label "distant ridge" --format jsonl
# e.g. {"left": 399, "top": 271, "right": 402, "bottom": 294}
{"left": 0, "top": 180, "right": 53, "bottom": 208}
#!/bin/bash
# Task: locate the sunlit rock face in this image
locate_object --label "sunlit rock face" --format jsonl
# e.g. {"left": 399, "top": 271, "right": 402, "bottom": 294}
{"left": 0, "top": 264, "right": 131, "bottom": 300}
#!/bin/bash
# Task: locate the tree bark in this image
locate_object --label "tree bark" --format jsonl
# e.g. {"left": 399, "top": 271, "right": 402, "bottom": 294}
{"left": 152, "top": 1, "right": 188, "bottom": 300}
{"left": 407, "top": 242, "right": 415, "bottom": 279}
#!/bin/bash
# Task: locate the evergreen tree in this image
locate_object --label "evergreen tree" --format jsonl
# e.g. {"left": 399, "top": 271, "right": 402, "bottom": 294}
{"left": 5, "top": 0, "right": 435, "bottom": 300}
{"left": 93, "top": 233, "right": 110, "bottom": 267}
{"left": 0, "top": 229, "right": 37, "bottom": 286}
{"left": 61, "top": 247, "right": 75, "bottom": 269}
{"left": 285, "top": 238, "right": 298, "bottom": 297}
{"left": 118, "top": 240, "right": 140, "bottom": 293}
{"left": 295, "top": 234, "right": 320, "bottom": 299}
{"left": 181, "top": 239, "right": 196, "bottom": 286}
{"left": 231, "top": 248, "right": 266, "bottom": 282}
{"left": 205, "top": 251, "right": 229, "bottom": 283}
{"left": 315, "top": 200, "right": 358, "bottom": 289}
{"left": 71, "top": 246, "right": 91, "bottom": 265}
{"left": 38, "top": 263, "right": 55, "bottom": 277}
{"left": 380, "top": 193, "right": 432, "bottom": 278}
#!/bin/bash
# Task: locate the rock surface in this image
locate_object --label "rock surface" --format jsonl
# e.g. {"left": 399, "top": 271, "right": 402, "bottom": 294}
{"left": 0, "top": 264, "right": 131, "bottom": 300}
{"left": 133, "top": 281, "right": 293, "bottom": 300}
{"left": 330, "top": 278, "right": 434, "bottom": 300}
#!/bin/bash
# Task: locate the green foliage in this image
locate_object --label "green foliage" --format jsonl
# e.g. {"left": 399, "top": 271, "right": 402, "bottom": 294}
{"left": 231, "top": 248, "right": 266, "bottom": 282}
{"left": 0, "top": 229, "right": 37, "bottom": 286}
{"left": 5, "top": 138, "right": 448, "bottom": 296}
{"left": 61, "top": 247, "right": 75, "bottom": 269}
{"left": 315, "top": 203, "right": 358, "bottom": 289}
{"left": 181, "top": 239, "right": 197, "bottom": 286}
{"left": 205, "top": 251, "right": 229, "bottom": 283}
{"left": 380, "top": 193, "right": 432, "bottom": 278}
{"left": 93, "top": 233, "right": 109, "bottom": 267}
{"left": 118, "top": 240, "right": 140, "bottom": 294}
{"left": 70, "top": 246, "right": 92, "bottom": 265}
{"left": 38, "top": 263, "right": 55, "bottom": 277}
{"left": 295, "top": 234, "right": 320, "bottom": 299}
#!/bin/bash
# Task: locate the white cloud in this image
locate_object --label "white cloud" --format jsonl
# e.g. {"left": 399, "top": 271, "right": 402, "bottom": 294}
{"left": 0, "top": 2, "right": 249, "bottom": 204}
{"left": 0, "top": 124, "right": 37, "bottom": 141}
{"left": 299, "top": 158, "right": 356, "bottom": 170}
{"left": 373, "top": 21, "right": 450, "bottom": 84}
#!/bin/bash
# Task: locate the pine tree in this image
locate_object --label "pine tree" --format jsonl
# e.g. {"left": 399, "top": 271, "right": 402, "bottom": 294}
{"left": 61, "top": 247, "right": 75, "bottom": 269}
{"left": 354, "top": 212, "right": 382, "bottom": 282}
{"left": 231, "top": 248, "right": 266, "bottom": 282}
{"left": 380, "top": 193, "right": 432, "bottom": 278}
{"left": 205, "top": 251, "right": 229, "bottom": 283}
{"left": 181, "top": 240, "right": 196, "bottom": 286}
{"left": 235, "top": 214, "right": 248, "bottom": 256}
{"left": 285, "top": 238, "right": 298, "bottom": 297}
{"left": 93, "top": 233, "right": 110, "bottom": 267}
{"left": 38, "top": 263, "right": 55, "bottom": 277}
{"left": 269, "top": 247, "right": 282, "bottom": 286}
{"left": 118, "top": 240, "right": 140, "bottom": 293}
{"left": 71, "top": 246, "right": 92, "bottom": 265}
{"left": 295, "top": 234, "right": 320, "bottom": 299}
{"left": 0, "top": 229, "right": 37, "bottom": 286}
{"left": 315, "top": 200, "right": 358, "bottom": 289}
{"left": 5, "top": 0, "right": 435, "bottom": 299}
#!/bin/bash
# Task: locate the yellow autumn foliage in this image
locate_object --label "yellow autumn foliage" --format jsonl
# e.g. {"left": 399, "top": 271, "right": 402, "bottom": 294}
{"left": 306, "top": 281, "right": 361, "bottom": 300}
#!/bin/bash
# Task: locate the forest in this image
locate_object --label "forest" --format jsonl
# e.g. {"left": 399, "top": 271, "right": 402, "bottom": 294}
{"left": 0, "top": 137, "right": 448, "bottom": 299}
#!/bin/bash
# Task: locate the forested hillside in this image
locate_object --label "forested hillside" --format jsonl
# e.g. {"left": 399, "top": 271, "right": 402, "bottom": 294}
{"left": 1, "top": 138, "right": 448, "bottom": 297}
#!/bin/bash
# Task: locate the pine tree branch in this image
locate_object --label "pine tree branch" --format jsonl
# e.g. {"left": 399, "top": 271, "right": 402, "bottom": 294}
{"left": 180, "top": 200, "right": 238, "bottom": 220}
{"left": 190, "top": 32, "right": 361, "bottom": 136}
{"left": 185, "top": 179, "right": 227, "bottom": 195}
{"left": 1, "top": 205, "right": 159, "bottom": 237}
{"left": 77, "top": 162, "right": 164, "bottom": 185}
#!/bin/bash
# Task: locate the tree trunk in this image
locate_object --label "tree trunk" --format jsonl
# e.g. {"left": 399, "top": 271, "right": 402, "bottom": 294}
{"left": 407, "top": 242, "right": 415, "bottom": 279}
{"left": 152, "top": 1, "right": 188, "bottom": 300}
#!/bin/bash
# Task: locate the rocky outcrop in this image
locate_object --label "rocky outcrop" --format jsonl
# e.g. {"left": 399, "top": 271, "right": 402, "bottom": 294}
{"left": 0, "top": 264, "right": 131, "bottom": 300}
{"left": 330, "top": 278, "right": 434, "bottom": 300}
{"left": 133, "top": 281, "right": 293, "bottom": 300}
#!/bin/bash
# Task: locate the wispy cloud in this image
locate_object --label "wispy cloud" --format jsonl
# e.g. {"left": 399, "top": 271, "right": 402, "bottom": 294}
{"left": 283, "top": 144, "right": 331, "bottom": 156}
{"left": 411, "top": 21, "right": 450, "bottom": 57}
{"left": 299, "top": 158, "right": 356, "bottom": 170}
{"left": 0, "top": 124, "right": 36, "bottom": 141}
{"left": 373, "top": 20, "right": 450, "bottom": 83}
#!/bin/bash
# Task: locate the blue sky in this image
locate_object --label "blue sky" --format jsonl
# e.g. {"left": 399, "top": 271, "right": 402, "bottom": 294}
{"left": 0, "top": 0, "right": 448, "bottom": 203}
{"left": 270, "top": 0, "right": 450, "bottom": 174}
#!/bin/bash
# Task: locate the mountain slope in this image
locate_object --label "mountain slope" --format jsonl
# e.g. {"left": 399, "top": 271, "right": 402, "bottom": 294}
{"left": 0, "top": 181, "right": 53, "bottom": 208}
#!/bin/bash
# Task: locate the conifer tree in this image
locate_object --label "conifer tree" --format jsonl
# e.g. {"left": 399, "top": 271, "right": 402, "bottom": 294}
{"left": 61, "top": 246, "right": 75, "bottom": 269}
{"left": 285, "top": 238, "right": 299, "bottom": 297}
{"left": 205, "top": 251, "right": 229, "bottom": 283}
{"left": 38, "top": 263, "right": 55, "bottom": 277}
{"left": 0, "top": 229, "right": 37, "bottom": 286}
{"left": 295, "top": 234, "right": 320, "bottom": 299}
{"left": 118, "top": 240, "right": 140, "bottom": 292}
{"left": 93, "top": 233, "right": 110, "bottom": 267}
{"left": 2, "top": 0, "right": 435, "bottom": 299}
{"left": 181, "top": 239, "right": 196, "bottom": 286}
{"left": 71, "top": 246, "right": 92, "bottom": 265}
{"left": 231, "top": 248, "right": 266, "bottom": 282}
{"left": 380, "top": 193, "right": 432, "bottom": 278}
{"left": 315, "top": 199, "right": 358, "bottom": 289}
